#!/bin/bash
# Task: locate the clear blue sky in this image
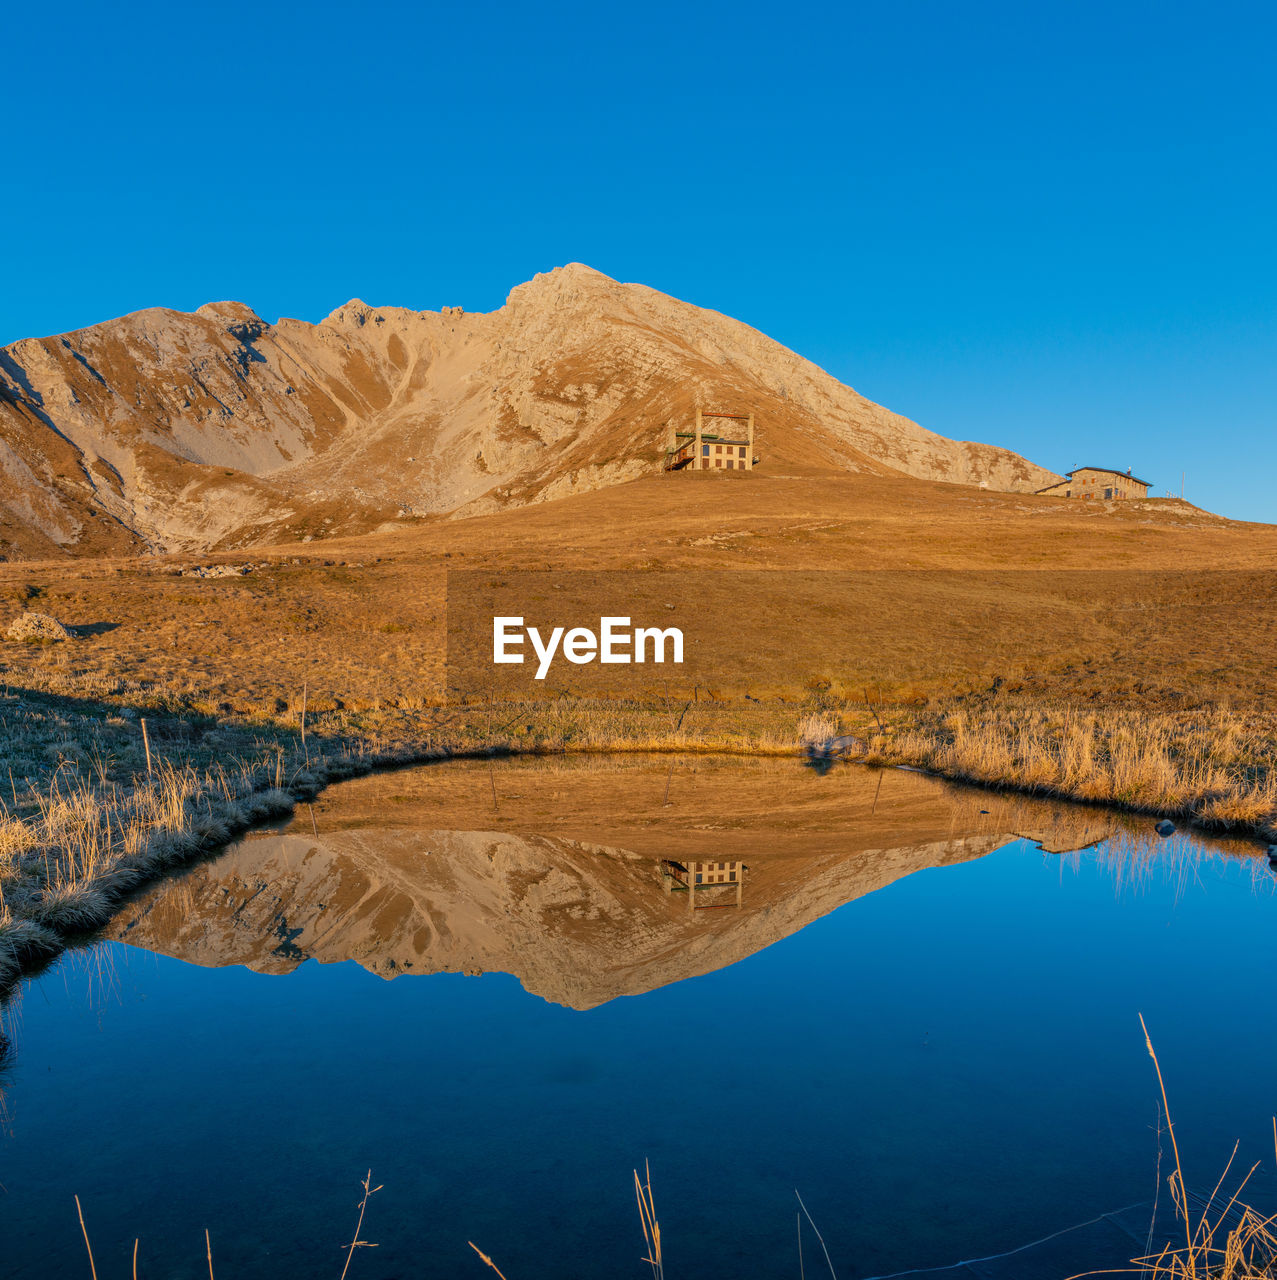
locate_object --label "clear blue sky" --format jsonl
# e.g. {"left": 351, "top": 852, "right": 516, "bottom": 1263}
{"left": 3, "top": 1, "right": 1273, "bottom": 519}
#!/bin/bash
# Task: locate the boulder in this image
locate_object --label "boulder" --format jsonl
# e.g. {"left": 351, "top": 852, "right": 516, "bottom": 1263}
{"left": 6, "top": 612, "right": 71, "bottom": 642}
{"left": 1155, "top": 819, "right": 1176, "bottom": 837}
{"left": 180, "top": 563, "right": 253, "bottom": 579}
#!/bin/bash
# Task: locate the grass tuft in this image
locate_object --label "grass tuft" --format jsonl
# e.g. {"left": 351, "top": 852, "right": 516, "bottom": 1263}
{"left": 1084, "top": 1022, "right": 1277, "bottom": 1280}
{"left": 879, "top": 697, "right": 1277, "bottom": 834}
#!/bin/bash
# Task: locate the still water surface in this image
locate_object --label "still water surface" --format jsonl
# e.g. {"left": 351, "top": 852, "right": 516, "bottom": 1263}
{"left": 2, "top": 756, "right": 1274, "bottom": 1279}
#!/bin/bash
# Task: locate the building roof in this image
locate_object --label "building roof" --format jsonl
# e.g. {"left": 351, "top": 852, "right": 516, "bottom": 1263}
{"left": 1067, "top": 466, "right": 1153, "bottom": 486}
{"left": 1035, "top": 467, "right": 1153, "bottom": 492}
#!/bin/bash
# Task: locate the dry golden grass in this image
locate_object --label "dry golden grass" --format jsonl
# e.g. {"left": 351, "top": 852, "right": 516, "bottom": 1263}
{"left": 2, "top": 466, "right": 1276, "bottom": 713}
{"left": 635, "top": 1161, "right": 665, "bottom": 1280}
{"left": 0, "top": 664, "right": 392, "bottom": 993}
{"left": 0, "top": 756, "right": 313, "bottom": 984}
{"left": 1076, "top": 1022, "right": 1277, "bottom": 1280}
{"left": 74, "top": 1168, "right": 389, "bottom": 1280}
{"left": 878, "top": 696, "right": 1277, "bottom": 838}
{"left": 340, "top": 1171, "right": 383, "bottom": 1280}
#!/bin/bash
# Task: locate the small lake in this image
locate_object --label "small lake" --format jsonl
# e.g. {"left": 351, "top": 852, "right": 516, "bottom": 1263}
{"left": 2, "top": 756, "right": 1275, "bottom": 1279}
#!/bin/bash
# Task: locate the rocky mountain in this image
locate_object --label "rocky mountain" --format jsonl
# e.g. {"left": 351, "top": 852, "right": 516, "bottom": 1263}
{"left": 0, "top": 265, "right": 1061, "bottom": 557}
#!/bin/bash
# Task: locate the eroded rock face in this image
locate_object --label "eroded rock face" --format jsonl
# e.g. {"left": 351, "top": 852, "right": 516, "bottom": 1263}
{"left": 0, "top": 265, "right": 1061, "bottom": 556}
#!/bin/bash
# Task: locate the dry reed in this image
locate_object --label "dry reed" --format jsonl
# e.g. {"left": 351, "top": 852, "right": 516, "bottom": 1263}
{"left": 468, "top": 1241, "right": 511, "bottom": 1280}
{"left": 635, "top": 1160, "right": 664, "bottom": 1280}
{"left": 340, "top": 1170, "right": 382, "bottom": 1280}
{"left": 1076, "top": 1022, "right": 1277, "bottom": 1280}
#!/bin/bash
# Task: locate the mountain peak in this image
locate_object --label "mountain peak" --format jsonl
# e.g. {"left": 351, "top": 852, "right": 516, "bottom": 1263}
{"left": 504, "top": 262, "right": 621, "bottom": 307}
{"left": 321, "top": 298, "right": 384, "bottom": 327}
{"left": 0, "top": 267, "right": 1061, "bottom": 557}
{"left": 196, "top": 301, "right": 264, "bottom": 326}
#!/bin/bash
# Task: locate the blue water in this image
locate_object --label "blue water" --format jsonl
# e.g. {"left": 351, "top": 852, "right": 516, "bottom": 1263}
{"left": 2, "top": 825, "right": 1275, "bottom": 1279}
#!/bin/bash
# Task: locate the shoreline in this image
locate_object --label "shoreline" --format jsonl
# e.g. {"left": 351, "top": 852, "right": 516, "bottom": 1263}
{"left": 2, "top": 685, "right": 1275, "bottom": 1000}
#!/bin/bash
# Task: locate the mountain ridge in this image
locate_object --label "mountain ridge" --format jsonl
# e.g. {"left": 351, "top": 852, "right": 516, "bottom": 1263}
{"left": 0, "top": 264, "right": 1061, "bottom": 558}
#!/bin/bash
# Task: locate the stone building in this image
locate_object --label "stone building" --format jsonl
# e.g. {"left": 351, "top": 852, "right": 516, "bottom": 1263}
{"left": 1035, "top": 466, "right": 1151, "bottom": 500}
{"left": 664, "top": 410, "right": 756, "bottom": 471}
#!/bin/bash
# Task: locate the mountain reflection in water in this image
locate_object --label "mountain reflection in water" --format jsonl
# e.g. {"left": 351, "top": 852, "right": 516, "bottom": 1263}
{"left": 105, "top": 756, "right": 1166, "bottom": 1008}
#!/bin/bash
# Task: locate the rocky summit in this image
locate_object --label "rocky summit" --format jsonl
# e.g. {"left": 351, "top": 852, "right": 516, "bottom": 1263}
{"left": 0, "top": 264, "right": 1059, "bottom": 558}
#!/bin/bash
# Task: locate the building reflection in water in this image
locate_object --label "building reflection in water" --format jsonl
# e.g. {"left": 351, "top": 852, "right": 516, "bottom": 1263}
{"left": 661, "top": 859, "right": 748, "bottom": 909}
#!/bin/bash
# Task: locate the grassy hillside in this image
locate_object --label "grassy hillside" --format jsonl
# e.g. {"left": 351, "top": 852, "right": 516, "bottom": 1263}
{"left": 0, "top": 464, "right": 1272, "bottom": 711}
